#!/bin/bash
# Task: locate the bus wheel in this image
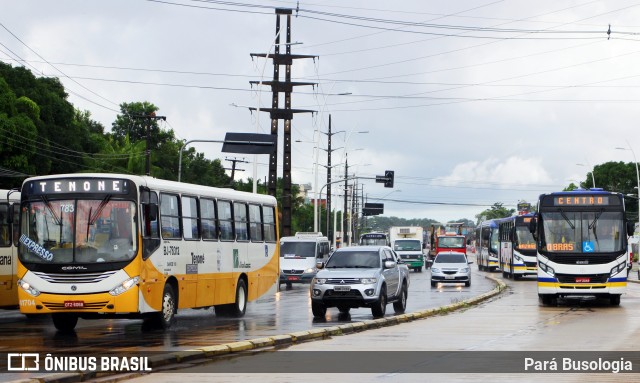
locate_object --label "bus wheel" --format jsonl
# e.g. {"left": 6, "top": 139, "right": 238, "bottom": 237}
{"left": 155, "top": 284, "right": 177, "bottom": 329}
{"left": 610, "top": 295, "right": 621, "bottom": 306}
{"left": 539, "top": 294, "right": 552, "bottom": 306}
{"left": 228, "top": 279, "right": 248, "bottom": 317}
{"left": 52, "top": 313, "right": 78, "bottom": 332}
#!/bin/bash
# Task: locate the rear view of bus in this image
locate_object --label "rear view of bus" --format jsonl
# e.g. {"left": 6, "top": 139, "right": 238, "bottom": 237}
{"left": 533, "top": 189, "right": 633, "bottom": 306}
{"left": 0, "top": 190, "right": 20, "bottom": 309}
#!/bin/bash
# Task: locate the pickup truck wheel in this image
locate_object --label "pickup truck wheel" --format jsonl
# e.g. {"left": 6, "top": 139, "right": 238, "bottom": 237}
{"left": 311, "top": 301, "right": 327, "bottom": 318}
{"left": 393, "top": 283, "right": 407, "bottom": 313}
{"left": 371, "top": 286, "right": 387, "bottom": 318}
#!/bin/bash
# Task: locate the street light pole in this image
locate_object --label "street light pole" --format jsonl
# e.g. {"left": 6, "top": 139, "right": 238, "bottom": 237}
{"left": 575, "top": 163, "right": 595, "bottom": 188}
{"left": 616, "top": 143, "right": 640, "bottom": 230}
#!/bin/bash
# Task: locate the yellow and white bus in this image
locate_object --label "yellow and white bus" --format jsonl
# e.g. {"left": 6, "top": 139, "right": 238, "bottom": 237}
{"left": 16, "top": 174, "right": 279, "bottom": 331}
{"left": 0, "top": 189, "right": 20, "bottom": 309}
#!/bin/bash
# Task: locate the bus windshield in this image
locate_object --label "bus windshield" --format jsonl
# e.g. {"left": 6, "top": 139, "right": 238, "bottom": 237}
{"left": 360, "top": 236, "right": 388, "bottom": 246}
{"left": 540, "top": 211, "right": 624, "bottom": 253}
{"left": 19, "top": 198, "right": 137, "bottom": 264}
{"left": 515, "top": 227, "right": 536, "bottom": 250}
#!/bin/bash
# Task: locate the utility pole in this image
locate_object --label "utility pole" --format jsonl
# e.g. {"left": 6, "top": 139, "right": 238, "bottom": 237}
{"left": 343, "top": 153, "right": 349, "bottom": 247}
{"left": 249, "top": 8, "right": 316, "bottom": 236}
{"left": 132, "top": 112, "right": 166, "bottom": 176}
{"left": 224, "top": 157, "right": 248, "bottom": 187}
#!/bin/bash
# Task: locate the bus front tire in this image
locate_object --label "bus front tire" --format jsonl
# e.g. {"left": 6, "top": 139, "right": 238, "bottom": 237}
{"left": 155, "top": 284, "right": 177, "bottom": 329}
{"left": 610, "top": 294, "right": 621, "bottom": 306}
{"left": 52, "top": 313, "right": 78, "bottom": 332}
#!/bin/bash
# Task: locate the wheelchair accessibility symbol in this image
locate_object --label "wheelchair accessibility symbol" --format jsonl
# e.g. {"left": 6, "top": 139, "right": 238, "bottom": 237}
{"left": 582, "top": 241, "right": 595, "bottom": 252}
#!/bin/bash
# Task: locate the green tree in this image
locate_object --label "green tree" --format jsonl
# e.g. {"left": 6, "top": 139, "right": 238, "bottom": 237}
{"left": 475, "top": 203, "right": 515, "bottom": 223}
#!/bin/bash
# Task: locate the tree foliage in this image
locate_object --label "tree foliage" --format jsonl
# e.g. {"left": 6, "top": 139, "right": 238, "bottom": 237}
{"left": 474, "top": 203, "right": 515, "bottom": 223}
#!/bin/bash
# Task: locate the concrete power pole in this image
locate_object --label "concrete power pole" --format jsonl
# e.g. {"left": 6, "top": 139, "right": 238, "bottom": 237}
{"left": 250, "top": 8, "right": 316, "bottom": 236}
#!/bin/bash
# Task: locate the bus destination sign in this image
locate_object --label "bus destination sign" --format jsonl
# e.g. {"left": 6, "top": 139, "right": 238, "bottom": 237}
{"left": 553, "top": 195, "right": 609, "bottom": 206}
{"left": 27, "top": 178, "right": 130, "bottom": 195}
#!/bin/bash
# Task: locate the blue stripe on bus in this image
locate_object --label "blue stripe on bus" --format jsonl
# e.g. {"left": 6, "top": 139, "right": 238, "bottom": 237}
{"left": 537, "top": 277, "right": 557, "bottom": 282}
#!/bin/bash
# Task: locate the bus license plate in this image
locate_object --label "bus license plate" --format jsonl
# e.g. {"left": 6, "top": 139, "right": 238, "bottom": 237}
{"left": 64, "top": 301, "right": 84, "bottom": 308}
{"left": 575, "top": 277, "right": 590, "bottom": 283}
{"left": 333, "top": 286, "right": 351, "bottom": 292}
{"left": 287, "top": 276, "right": 300, "bottom": 281}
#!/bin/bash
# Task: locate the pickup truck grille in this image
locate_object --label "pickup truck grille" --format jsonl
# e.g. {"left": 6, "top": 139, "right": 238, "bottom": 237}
{"left": 325, "top": 290, "right": 363, "bottom": 298}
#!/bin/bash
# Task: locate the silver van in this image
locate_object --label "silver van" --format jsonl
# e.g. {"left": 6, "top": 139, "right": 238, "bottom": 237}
{"left": 280, "top": 232, "right": 330, "bottom": 288}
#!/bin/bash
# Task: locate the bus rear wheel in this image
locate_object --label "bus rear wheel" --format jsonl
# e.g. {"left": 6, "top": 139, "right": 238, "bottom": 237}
{"left": 52, "top": 313, "right": 78, "bottom": 332}
{"left": 216, "top": 279, "right": 248, "bottom": 317}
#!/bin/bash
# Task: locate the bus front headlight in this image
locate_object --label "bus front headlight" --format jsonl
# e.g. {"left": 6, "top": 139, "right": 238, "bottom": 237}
{"left": 18, "top": 279, "right": 40, "bottom": 297}
{"left": 610, "top": 262, "right": 626, "bottom": 277}
{"left": 109, "top": 276, "right": 140, "bottom": 296}
{"left": 539, "top": 262, "right": 555, "bottom": 277}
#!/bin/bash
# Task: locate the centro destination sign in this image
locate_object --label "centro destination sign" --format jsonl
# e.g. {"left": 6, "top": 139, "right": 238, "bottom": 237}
{"left": 553, "top": 196, "right": 610, "bottom": 206}
{"left": 27, "top": 178, "right": 130, "bottom": 195}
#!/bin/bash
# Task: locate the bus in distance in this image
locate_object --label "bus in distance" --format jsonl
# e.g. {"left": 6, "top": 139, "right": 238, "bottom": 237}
{"left": 531, "top": 189, "right": 633, "bottom": 306}
{"left": 0, "top": 189, "right": 20, "bottom": 309}
{"left": 359, "top": 232, "right": 389, "bottom": 246}
{"left": 498, "top": 214, "right": 537, "bottom": 280}
{"left": 16, "top": 174, "right": 279, "bottom": 331}
{"left": 476, "top": 219, "right": 499, "bottom": 272}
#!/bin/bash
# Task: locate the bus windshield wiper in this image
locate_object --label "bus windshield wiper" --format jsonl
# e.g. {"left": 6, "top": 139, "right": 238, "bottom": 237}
{"left": 559, "top": 209, "right": 575, "bottom": 230}
{"left": 89, "top": 195, "right": 112, "bottom": 226}
{"left": 589, "top": 209, "right": 604, "bottom": 230}
{"left": 41, "top": 196, "right": 61, "bottom": 226}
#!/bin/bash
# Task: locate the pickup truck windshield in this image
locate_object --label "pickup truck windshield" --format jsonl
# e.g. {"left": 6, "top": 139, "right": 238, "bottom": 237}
{"left": 326, "top": 251, "right": 380, "bottom": 268}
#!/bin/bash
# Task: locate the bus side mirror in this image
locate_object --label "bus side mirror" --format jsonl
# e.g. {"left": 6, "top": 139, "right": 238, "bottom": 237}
{"left": 529, "top": 218, "right": 538, "bottom": 240}
{"left": 627, "top": 221, "right": 635, "bottom": 237}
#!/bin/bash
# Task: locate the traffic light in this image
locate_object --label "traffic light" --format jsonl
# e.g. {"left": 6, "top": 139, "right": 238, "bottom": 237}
{"left": 384, "top": 170, "right": 394, "bottom": 188}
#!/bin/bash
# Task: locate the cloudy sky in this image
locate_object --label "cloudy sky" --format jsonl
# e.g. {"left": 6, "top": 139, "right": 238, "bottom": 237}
{"left": 3, "top": 0, "right": 640, "bottom": 223}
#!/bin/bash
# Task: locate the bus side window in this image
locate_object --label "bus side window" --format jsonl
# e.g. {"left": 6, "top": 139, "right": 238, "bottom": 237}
{"left": 249, "top": 204, "right": 263, "bottom": 242}
{"left": 200, "top": 198, "right": 218, "bottom": 241}
{"left": 160, "top": 193, "right": 181, "bottom": 239}
{"left": 218, "top": 200, "right": 234, "bottom": 241}
{"left": 263, "top": 206, "right": 276, "bottom": 242}
{"left": 234, "top": 202, "right": 248, "bottom": 241}
{"left": 182, "top": 196, "right": 199, "bottom": 241}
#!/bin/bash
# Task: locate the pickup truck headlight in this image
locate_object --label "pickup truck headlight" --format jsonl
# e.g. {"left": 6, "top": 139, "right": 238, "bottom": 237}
{"left": 314, "top": 278, "right": 326, "bottom": 285}
{"left": 431, "top": 268, "right": 441, "bottom": 273}
{"left": 360, "top": 278, "right": 377, "bottom": 284}
{"left": 460, "top": 267, "right": 469, "bottom": 273}
{"left": 305, "top": 268, "right": 315, "bottom": 274}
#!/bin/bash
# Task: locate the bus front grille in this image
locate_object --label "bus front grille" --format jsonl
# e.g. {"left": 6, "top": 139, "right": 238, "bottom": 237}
{"left": 33, "top": 271, "right": 117, "bottom": 284}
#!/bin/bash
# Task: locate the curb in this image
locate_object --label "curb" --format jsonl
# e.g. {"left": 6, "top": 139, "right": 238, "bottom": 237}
{"left": 9, "top": 276, "right": 506, "bottom": 383}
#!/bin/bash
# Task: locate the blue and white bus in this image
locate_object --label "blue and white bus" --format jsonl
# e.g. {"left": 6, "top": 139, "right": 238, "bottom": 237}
{"left": 531, "top": 189, "right": 633, "bottom": 306}
{"left": 498, "top": 214, "right": 538, "bottom": 279}
{"left": 476, "top": 219, "right": 499, "bottom": 271}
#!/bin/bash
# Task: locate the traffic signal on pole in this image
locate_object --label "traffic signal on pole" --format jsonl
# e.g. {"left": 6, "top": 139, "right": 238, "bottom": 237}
{"left": 384, "top": 170, "right": 394, "bottom": 188}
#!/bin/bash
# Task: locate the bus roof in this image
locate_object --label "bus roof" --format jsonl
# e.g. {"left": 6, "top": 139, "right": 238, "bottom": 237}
{"left": 21, "top": 173, "right": 276, "bottom": 205}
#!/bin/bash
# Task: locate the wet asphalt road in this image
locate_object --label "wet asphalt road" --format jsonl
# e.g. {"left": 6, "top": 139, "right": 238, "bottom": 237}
{"left": 0, "top": 253, "right": 496, "bottom": 353}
